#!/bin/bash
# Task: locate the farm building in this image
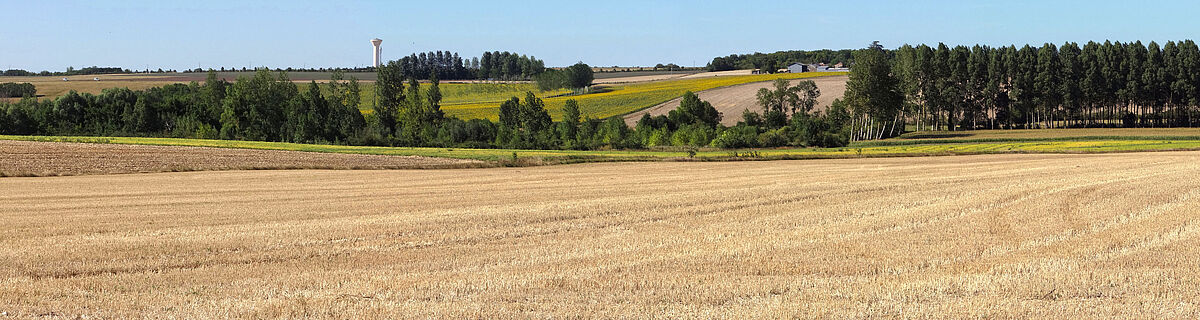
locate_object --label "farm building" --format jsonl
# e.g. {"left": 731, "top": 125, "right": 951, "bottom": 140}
{"left": 787, "top": 63, "right": 810, "bottom": 73}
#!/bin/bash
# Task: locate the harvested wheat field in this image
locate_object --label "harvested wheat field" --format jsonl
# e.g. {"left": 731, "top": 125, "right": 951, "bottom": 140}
{"left": 0, "top": 140, "right": 481, "bottom": 176}
{"left": 624, "top": 75, "right": 848, "bottom": 126}
{"left": 3, "top": 152, "right": 1200, "bottom": 318}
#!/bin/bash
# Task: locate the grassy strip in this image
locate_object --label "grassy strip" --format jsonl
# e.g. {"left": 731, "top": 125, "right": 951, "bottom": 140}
{"left": 5, "top": 135, "right": 1200, "bottom": 166}
{"left": 855, "top": 135, "right": 1200, "bottom": 147}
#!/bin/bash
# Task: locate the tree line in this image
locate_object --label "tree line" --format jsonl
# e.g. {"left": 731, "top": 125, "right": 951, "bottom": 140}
{"left": 0, "top": 70, "right": 367, "bottom": 144}
{"left": 708, "top": 49, "right": 856, "bottom": 72}
{"left": 827, "top": 39, "right": 1200, "bottom": 142}
{"left": 889, "top": 40, "right": 1200, "bottom": 130}
{"left": 2, "top": 66, "right": 129, "bottom": 77}
{"left": 0, "top": 68, "right": 851, "bottom": 151}
{"left": 1, "top": 50, "right": 547, "bottom": 81}
{"left": 533, "top": 63, "right": 595, "bottom": 91}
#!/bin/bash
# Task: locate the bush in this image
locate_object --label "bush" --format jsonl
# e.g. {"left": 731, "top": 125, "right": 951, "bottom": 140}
{"left": 0, "top": 83, "right": 36, "bottom": 98}
{"left": 790, "top": 114, "right": 849, "bottom": 148}
{"left": 669, "top": 124, "right": 716, "bottom": 146}
{"left": 647, "top": 128, "right": 671, "bottom": 146}
{"left": 710, "top": 125, "right": 759, "bottom": 148}
{"left": 758, "top": 128, "right": 789, "bottom": 147}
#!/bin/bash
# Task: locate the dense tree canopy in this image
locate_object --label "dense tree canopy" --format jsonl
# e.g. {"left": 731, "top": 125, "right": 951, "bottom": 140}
{"left": 0, "top": 83, "right": 36, "bottom": 98}
{"left": 534, "top": 63, "right": 595, "bottom": 91}
{"left": 890, "top": 40, "right": 1200, "bottom": 130}
{"left": 708, "top": 49, "right": 855, "bottom": 72}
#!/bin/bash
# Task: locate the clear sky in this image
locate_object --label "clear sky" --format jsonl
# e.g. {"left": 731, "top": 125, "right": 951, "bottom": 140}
{"left": 4, "top": 0, "right": 1200, "bottom": 71}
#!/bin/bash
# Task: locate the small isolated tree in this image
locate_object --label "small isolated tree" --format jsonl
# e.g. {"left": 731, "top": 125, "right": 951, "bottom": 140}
{"left": 567, "top": 62, "right": 594, "bottom": 90}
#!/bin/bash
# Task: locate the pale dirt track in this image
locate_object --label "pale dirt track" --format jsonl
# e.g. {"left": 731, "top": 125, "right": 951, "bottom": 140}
{"left": 593, "top": 70, "right": 749, "bottom": 84}
{"left": 624, "top": 74, "right": 848, "bottom": 126}
{"left": 0, "top": 140, "right": 481, "bottom": 176}
{"left": 592, "top": 73, "right": 690, "bottom": 84}
{"left": 3, "top": 152, "right": 1200, "bottom": 318}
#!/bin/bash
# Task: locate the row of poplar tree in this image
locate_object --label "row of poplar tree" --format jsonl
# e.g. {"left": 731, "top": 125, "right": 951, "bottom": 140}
{"left": 886, "top": 40, "right": 1200, "bottom": 132}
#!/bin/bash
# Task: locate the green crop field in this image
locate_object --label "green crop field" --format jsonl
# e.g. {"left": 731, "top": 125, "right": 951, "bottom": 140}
{"left": 441, "top": 72, "right": 849, "bottom": 121}
{"left": 7, "top": 128, "right": 1200, "bottom": 164}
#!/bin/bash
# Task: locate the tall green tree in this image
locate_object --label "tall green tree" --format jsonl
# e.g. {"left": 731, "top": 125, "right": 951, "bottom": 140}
{"left": 1035, "top": 43, "right": 1061, "bottom": 128}
{"left": 845, "top": 46, "right": 903, "bottom": 138}
{"left": 559, "top": 99, "right": 581, "bottom": 148}
{"left": 1058, "top": 42, "right": 1083, "bottom": 126}
{"left": 375, "top": 60, "right": 406, "bottom": 137}
{"left": 669, "top": 91, "right": 721, "bottom": 128}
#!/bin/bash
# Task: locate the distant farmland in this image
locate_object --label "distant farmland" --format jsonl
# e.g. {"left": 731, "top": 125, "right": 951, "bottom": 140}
{"left": 443, "top": 72, "right": 848, "bottom": 121}
{"left": 0, "top": 72, "right": 376, "bottom": 100}
{"left": 3, "top": 71, "right": 847, "bottom": 121}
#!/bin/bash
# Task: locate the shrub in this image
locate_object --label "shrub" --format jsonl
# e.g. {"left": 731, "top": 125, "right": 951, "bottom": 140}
{"left": 758, "top": 128, "right": 789, "bottom": 147}
{"left": 647, "top": 128, "right": 671, "bottom": 146}
{"left": 0, "top": 82, "right": 36, "bottom": 98}
{"left": 710, "top": 125, "right": 759, "bottom": 148}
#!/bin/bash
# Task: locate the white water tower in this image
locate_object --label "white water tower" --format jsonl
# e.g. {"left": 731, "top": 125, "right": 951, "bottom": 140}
{"left": 371, "top": 38, "right": 383, "bottom": 67}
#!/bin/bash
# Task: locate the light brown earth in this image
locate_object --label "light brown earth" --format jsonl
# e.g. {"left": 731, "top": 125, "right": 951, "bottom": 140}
{"left": 0, "top": 140, "right": 481, "bottom": 176}
{"left": 624, "top": 75, "right": 848, "bottom": 126}
{"left": 3, "top": 152, "right": 1200, "bottom": 318}
{"left": 679, "top": 69, "right": 755, "bottom": 78}
{"left": 592, "top": 73, "right": 691, "bottom": 84}
{"left": 592, "top": 70, "right": 747, "bottom": 84}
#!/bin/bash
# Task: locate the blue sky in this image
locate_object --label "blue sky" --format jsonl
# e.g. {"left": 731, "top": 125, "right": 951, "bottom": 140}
{"left": 3, "top": 0, "right": 1199, "bottom": 71}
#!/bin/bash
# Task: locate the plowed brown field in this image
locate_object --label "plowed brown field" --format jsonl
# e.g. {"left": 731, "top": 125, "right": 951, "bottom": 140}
{"left": 624, "top": 75, "right": 848, "bottom": 126}
{"left": 0, "top": 140, "right": 481, "bottom": 176}
{"left": 2, "top": 152, "right": 1199, "bottom": 318}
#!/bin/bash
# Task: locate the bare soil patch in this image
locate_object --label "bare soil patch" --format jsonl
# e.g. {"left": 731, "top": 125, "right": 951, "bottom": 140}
{"left": 624, "top": 74, "right": 848, "bottom": 126}
{"left": 678, "top": 69, "right": 755, "bottom": 78}
{"left": 593, "top": 73, "right": 691, "bottom": 84}
{"left": 0, "top": 140, "right": 481, "bottom": 176}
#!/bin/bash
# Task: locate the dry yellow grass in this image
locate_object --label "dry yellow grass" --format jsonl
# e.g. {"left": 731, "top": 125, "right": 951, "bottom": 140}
{"left": 3, "top": 152, "right": 1200, "bottom": 318}
{"left": 1, "top": 74, "right": 179, "bottom": 98}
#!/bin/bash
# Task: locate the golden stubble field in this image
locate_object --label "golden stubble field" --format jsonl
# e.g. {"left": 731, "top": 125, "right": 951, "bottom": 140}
{"left": 2, "top": 152, "right": 1200, "bottom": 318}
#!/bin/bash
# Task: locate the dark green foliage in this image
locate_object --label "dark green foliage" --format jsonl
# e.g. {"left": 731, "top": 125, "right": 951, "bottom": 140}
{"left": 708, "top": 49, "right": 855, "bottom": 72}
{"left": 566, "top": 63, "right": 595, "bottom": 89}
{"left": 534, "top": 62, "right": 594, "bottom": 91}
{"left": 0, "top": 83, "right": 36, "bottom": 98}
{"left": 790, "top": 112, "right": 850, "bottom": 148}
{"left": 739, "top": 109, "right": 764, "bottom": 127}
{"left": 845, "top": 46, "right": 903, "bottom": 138}
{"left": 669, "top": 91, "right": 721, "bottom": 128}
{"left": 711, "top": 125, "right": 759, "bottom": 148}
{"left": 2, "top": 69, "right": 34, "bottom": 76}
{"left": 478, "top": 51, "right": 545, "bottom": 80}
{"left": 375, "top": 60, "right": 405, "bottom": 137}
{"left": 892, "top": 40, "right": 1200, "bottom": 130}
{"left": 219, "top": 69, "right": 296, "bottom": 141}
{"left": 763, "top": 110, "right": 788, "bottom": 129}
{"left": 394, "top": 51, "right": 472, "bottom": 80}
{"left": 559, "top": 100, "right": 581, "bottom": 148}
{"left": 533, "top": 70, "right": 569, "bottom": 91}
{"left": 495, "top": 92, "right": 556, "bottom": 149}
